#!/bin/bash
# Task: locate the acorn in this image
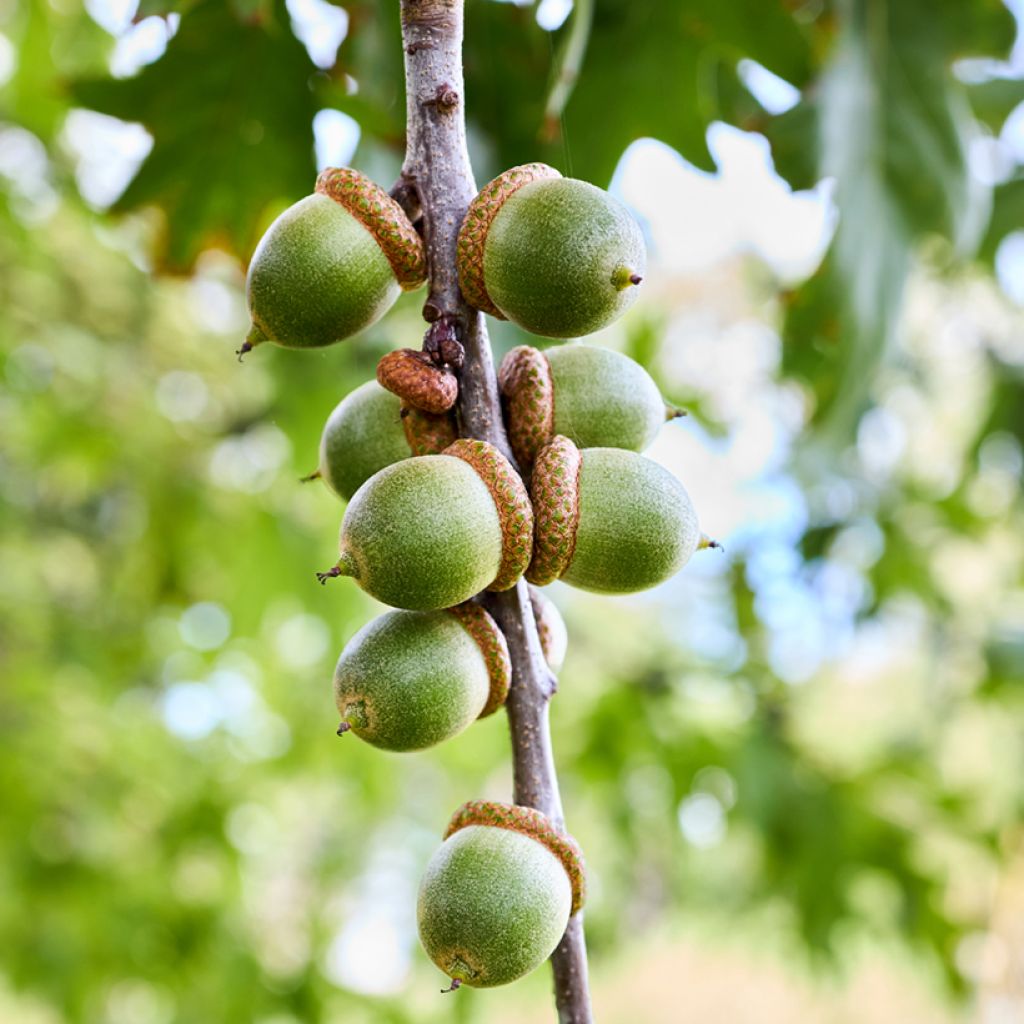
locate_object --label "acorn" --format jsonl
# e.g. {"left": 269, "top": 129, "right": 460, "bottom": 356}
{"left": 529, "top": 586, "right": 568, "bottom": 672}
{"left": 457, "top": 163, "right": 645, "bottom": 339}
{"left": 528, "top": 437, "right": 702, "bottom": 594}
{"left": 418, "top": 801, "right": 586, "bottom": 989}
{"left": 317, "top": 439, "right": 533, "bottom": 610}
{"left": 333, "top": 603, "right": 510, "bottom": 751}
{"left": 242, "top": 167, "right": 427, "bottom": 354}
{"left": 307, "top": 380, "right": 456, "bottom": 501}
{"left": 499, "top": 343, "right": 682, "bottom": 469}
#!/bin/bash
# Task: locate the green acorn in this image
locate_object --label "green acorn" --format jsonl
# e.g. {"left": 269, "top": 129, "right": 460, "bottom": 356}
{"left": 307, "top": 380, "right": 456, "bottom": 501}
{"left": 333, "top": 602, "right": 510, "bottom": 751}
{"left": 418, "top": 801, "right": 586, "bottom": 989}
{"left": 317, "top": 439, "right": 533, "bottom": 610}
{"left": 528, "top": 437, "right": 705, "bottom": 594}
{"left": 499, "top": 343, "right": 682, "bottom": 468}
{"left": 529, "top": 586, "right": 568, "bottom": 672}
{"left": 243, "top": 167, "right": 427, "bottom": 354}
{"left": 457, "top": 163, "right": 646, "bottom": 339}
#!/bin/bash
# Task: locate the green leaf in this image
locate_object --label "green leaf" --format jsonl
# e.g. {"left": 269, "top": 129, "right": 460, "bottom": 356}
{"left": 0, "top": 0, "right": 110, "bottom": 141}
{"left": 552, "top": 0, "right": 815, "bottom": 185}
{"left": 134, "top": 0, "right": 271, "bottom": 21}
{"left": 463, "top": 0, "right": 816, "bottom": 187}
{"left": 760, "top": 99, "right": 819, "bottom": 190}
{"left": 980, "top": 175, "right": 1024, "bottom": 263}
{"left": 328, "top": 1, "right": 405, "bottom": 147}
{"left": 967, "top": 77, "right": 1024, "bottom": 133}
{"left": 936, "top": 0, "right": 1017, "bottom": 59}
{"left": 134, "top": 0, "right": 200, "bottom": 19}
{"left": 784, "top": 0, "right": 994, "bottom": 450}
{"left": 69, "top": 0, "right": 321, "bottom": 272}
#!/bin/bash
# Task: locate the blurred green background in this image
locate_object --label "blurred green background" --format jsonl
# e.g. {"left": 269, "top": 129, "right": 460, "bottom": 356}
{"left": 2, "top": 1, "right": 1024, "bottom": 1021}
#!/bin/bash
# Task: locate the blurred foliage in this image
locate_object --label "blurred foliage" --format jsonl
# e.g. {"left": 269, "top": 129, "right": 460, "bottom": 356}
{"left": 1, "top": 1, "right": 1024, "bottom": 1023}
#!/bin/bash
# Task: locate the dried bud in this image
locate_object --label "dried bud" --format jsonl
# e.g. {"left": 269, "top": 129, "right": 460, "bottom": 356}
{"left": 426, "top": 314, "right": 464, "bottom": 370}
{"left": 377, "top": 348, "right": 458, "bottom": 414}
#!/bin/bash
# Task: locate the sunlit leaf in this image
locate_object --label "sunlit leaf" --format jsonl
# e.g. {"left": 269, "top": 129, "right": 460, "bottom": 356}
{"left": 70, "top": 0, "right": 321, "bottom": 272}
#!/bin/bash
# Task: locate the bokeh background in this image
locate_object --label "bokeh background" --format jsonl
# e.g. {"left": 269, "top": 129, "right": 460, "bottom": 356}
{"left": 2, "top": 1, "right": 1024, "bottom": 1021}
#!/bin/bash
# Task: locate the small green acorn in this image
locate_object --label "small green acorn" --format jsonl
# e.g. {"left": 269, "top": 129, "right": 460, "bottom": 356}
{"left": 529, "top": 586, "right": 568, "bottom": 672}
{"left": 307, "top": 380, "right": 456, "bottom": 501}
{"left": 528, "top": 437, "right": 705, "bottom": 594}
{"left": 317, "top": 439, "right": 533, "bottom": 610}
{"left": 418, "top": 801, "right": 586, "bottom": 989}
{"left": 457, "top": 164, "right": 645, "bottom": 339}
{"left": 243, "top": 167, "right": 427, "bottom": 354}
{"left": 333, "top": 602, "right": 510, "bottom": 751}
{"left": 499, "top": 343, "right": 682, "bottom": 468}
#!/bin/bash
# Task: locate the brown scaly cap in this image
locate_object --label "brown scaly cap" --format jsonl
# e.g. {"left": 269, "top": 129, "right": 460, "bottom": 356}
{"left": 401, "top": 406, "right": 457, "bottom": 456}
{"left": 498, "top": 345, "right": 555, "bottom": 469}
{"left": 315, "top": 167, "right": 427, "bottom": 290}
{"left": 525, "top": 435, "right": 581, "bottom": 586}
{"left": 442, "top": 439, "right": 533, "bottom": 592}
{"left": 456, "top": 163, "right": 562, "bottom": 317}
{"left": 447, "top": 603, "right": 511, "bottom": 718}
{"left": 377, "top": 349, "right": 458, "bottom": 414}
{"left": 444, "top": 800, "right": 587, "bottom": 915}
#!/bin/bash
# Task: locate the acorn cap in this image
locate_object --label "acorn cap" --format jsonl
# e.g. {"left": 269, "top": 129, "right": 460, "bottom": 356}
{"left": 525, "top": 435, "right": 581, "bottom": 586}
{"left": 443, "top": 439, "right": 533, "bottom": 592}
{"left": 377, "top": 348, "right": 458, "bottom": 414}
{"left": 444, "top": 800, "right": 586, "bottom": 915}
{"left": 316, "top": 167, "right": 427, "bottom": 290}
{"left": 448, "top": 602, "right": 511, "bottom": 718}
{"left": 401, "top": 406, "right": 458, "bottom": 457}
{"left": 497, "top": 345, "right": 555, "bottom": 470}
{"left": 457, "top": 163, "right": 562, "bottom": 317}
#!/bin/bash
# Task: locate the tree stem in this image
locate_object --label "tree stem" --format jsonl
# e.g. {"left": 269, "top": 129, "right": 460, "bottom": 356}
{"left": 399, "top": 2, "right": 594, "bottom": 1020}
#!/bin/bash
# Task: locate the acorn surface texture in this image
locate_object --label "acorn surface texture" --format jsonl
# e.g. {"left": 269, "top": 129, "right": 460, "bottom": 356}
{"left": 319, "top": 440, "right": 532, "bottom": 610}
{"left": 499, "top": 343, "right": 671, "bottom": 468}
{"left": 528, "top": 439, "right": 701, "bottom": 593}
{"left": 333, "top": 604, "right": 509, "bottom": 751}
{"left": 417, "top": 801, "right": 584, "bottom": 988}
{"left": 314, "top": 380, "right": 455, "bottom": 501}
{"left": 458, "top": 164, "right": 645, "bottom": 339}
{"left": 245, "top": 168, "right": 426, "bottom": 352}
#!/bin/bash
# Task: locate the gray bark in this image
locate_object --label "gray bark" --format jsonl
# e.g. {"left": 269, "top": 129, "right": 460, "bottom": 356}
{"left": 399, "top": 2, "right": 594, "bottom": 1020}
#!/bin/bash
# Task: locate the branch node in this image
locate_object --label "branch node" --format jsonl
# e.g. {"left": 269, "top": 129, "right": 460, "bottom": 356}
{"left": 426, "top": 83, "right": 460, "bottom": 113}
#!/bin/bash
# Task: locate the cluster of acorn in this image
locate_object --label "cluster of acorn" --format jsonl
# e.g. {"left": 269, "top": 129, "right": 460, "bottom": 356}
{"left": 242, "top": 162, "right": 711, "bottom": 990}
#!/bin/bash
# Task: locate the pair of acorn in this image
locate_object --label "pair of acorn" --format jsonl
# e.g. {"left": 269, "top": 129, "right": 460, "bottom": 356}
{"left": 315, "top": 343, "right": 703, "bottom": 610}
{"left": 244, "top": 162, "right": 645, "bottom": 354}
